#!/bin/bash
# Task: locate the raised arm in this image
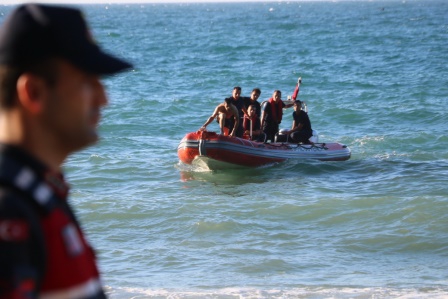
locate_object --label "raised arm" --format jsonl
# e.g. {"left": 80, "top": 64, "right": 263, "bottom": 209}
{"left": 284, "top": 101, "right": 294, "bottom": 109}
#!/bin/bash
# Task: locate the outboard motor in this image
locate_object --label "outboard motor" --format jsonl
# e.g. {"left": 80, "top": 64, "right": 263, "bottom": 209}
{"left": 275, "top": 128, "right": 290, "bottom": 143}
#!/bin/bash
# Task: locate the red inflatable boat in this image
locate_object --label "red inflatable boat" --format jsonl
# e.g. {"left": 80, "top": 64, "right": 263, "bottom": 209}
{"left": 178, "top": 130, "right": 351, "bottom": 169}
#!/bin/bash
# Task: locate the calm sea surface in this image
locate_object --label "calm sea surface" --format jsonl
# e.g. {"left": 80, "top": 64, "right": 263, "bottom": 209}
{"left": 1, "top": 1, "right": 448, "bottom": 298}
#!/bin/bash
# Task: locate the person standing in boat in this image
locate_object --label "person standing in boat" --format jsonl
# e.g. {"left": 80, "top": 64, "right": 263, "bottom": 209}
{"left": 243, "top": 88, "right": 262, "bottom": 118}
{"left": 243, "top": 105, "right": 265, "bottom": 142}
{"left": 261, "top": 90, "right": 293, "bottom": 142}
{"left": 225, "top": 86, "right": 247, "bottom": 137}
{"left": 286, "top": 100, "right": 313, "bottom": 144}
{"left": 199, "top": 98, "right": 239, "bottom": 137}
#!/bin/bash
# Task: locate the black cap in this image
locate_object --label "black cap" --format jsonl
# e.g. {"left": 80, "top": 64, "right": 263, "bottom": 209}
{"left": 0, "top": 4, "right": 132, "bottom": 75}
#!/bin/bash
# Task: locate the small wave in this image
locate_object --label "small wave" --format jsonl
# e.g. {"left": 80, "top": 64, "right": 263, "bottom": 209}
{"left": 105, "top": 286, "right": 448, "bottom": 299}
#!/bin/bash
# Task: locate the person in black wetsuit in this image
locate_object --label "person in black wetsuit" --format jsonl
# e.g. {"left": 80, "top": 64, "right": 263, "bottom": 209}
{"left": 243, "top": 88, "right": 262, "bottom": 118}
{"left": 286, "top": 100, "right": 313, "bottom": 144}
{"left": 225, "top": 86, "right": 247, "bottom": 137}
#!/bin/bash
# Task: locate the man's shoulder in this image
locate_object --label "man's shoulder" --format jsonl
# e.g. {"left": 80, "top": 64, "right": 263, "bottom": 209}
{"left": 0, "top": 185, "right": 46, "bottom": 281}
{"left": 294, "top": 110, "right": 308, "bottom": 119}
{"left": 263, "top": 101, "right": 272, "bottom": 109}
{"left": 0, "top": 186, "right": 41, "bottom": 216}
{"left": 214, "top": 103, "right": 225, "bottom": 109}
{"left": 231, "top": 96, "right": 244, "bottom": 104}
{"left": 246, "top": 98, "right": 260, "bottom": 106}
{"left": 0, "top": 186, "right": 44, "bottom": 243}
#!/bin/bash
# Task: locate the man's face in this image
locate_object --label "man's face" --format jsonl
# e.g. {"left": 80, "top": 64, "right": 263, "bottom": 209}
{"left": 232, "top": 89, "right": 241, "bottom": 99}
{"left": 41, "top": 59, "right": 108, "bottom": 152}
{"left": 248, "top": 106, "right": 255, "bottom": 116}
{"left": 224, "top": 101, "right": 232, "bottom": 112}
{"left": 251, "top": 91, "right": 260, "bottom": 101}
{"left": 273, "top": 92, "right": 281, "bottom": 101}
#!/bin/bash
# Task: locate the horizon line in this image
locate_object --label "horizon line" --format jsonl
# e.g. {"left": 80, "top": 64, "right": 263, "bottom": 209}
{"left": 1, "top": 0, "right": 399, "bottom": 5}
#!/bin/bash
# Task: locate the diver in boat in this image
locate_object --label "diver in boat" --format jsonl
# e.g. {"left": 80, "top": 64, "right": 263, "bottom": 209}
{"left": 286, "top": 100, "right": 313, "bottom": 144}
{"left": 261, "top": 90, "right": 294, "bottom": 142}
{"left": 242, "top": 88, "right": 262, "bottom": 118}
{"left": 225, "top": 86, "right": 247, "bottom": 137}
{"left": 243, "top": 105, "right": 265, "bottom": 142}
{"left": 199, "top": 98, "right": 239, "bottom": 137}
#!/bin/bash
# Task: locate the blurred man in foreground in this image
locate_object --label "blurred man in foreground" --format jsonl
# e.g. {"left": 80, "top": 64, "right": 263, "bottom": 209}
{"left": 0, "top": 4, "right": 132, "bottom": 298}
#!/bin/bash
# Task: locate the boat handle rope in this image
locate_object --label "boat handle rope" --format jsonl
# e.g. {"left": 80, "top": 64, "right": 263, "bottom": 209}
{"left": 293, "top": 143, "right": 328, "bottom": 150}
{"left": 236, "top": 137, "right": 255, "bottom": 147}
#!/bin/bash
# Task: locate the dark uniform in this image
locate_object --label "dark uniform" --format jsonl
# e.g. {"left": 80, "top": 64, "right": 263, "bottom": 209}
{"left": 226, "top": 96, "right": 245, "bottom": 137}
{"left": 0, "top": 145, "right": 106, "bottom": 299}
{"left": 290, "top": 110, "right": 313, "bottom": 144}
{"left": 242, "top": 97, "right": 261, "bottom": 118}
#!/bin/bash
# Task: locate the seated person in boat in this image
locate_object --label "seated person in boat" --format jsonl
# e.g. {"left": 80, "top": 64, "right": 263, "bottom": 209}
{"left": 286, "top": 100, "right": 313, "bottom": 144}
{"left": 243, "top": 104, "right": 265, "bottom": 142}
{"left": 199, "top": 98, "right": 239, "bottom": 137}
{"left": 243, "top": 88, "right": 262, "bottom": 118}
{"left": 261, "top": 90, "right": 293, "bottom": 142}
{"left": 225, "top": 86, "right": 247, "bottom": 137}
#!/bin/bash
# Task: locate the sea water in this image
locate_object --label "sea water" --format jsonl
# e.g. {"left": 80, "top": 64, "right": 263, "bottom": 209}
{"left": 1, "top": 1, "right": 447, "bottom": 298}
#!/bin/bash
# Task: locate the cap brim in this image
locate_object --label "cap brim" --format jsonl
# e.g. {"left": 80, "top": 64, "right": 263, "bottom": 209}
{"left": 69, "top": 48, "right": 132, "bottom": 75}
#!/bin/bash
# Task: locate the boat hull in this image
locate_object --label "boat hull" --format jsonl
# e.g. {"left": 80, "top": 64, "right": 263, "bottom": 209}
{"left": 178, "top": 131, "right": 351, "bottom": 168}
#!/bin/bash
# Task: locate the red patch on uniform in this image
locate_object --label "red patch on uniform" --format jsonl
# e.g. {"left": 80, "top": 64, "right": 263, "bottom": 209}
{"left": 19, "top": 278, "right": 36, "bottom": 293}
{"left": 0, "top": 219, "right": 29, "bottom": 242}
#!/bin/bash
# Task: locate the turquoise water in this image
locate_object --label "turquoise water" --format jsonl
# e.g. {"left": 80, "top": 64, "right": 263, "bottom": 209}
{"left": 2, "top": 1, "right": 448, "bottom": 298}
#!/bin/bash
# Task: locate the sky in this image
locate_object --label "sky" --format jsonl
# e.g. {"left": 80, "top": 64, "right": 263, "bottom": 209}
{"left": 1, "top": 0, "right": 398, "bottom": 7}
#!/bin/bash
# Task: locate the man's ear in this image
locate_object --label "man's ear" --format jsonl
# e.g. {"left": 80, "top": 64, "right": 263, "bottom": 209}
{"left": 16, "top": 73, "right": 48, "bottom": 114}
